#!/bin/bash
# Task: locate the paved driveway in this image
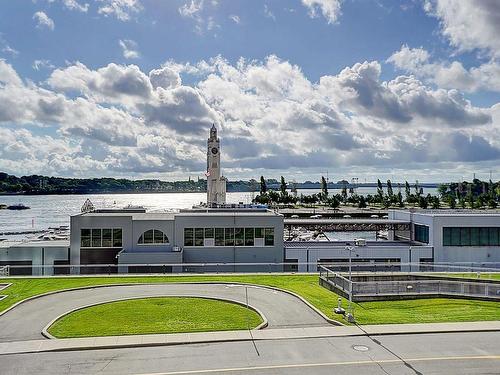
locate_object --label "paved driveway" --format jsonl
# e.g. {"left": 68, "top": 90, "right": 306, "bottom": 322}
{"left": 0, "top": 283, "right": 331, "bottom": 342}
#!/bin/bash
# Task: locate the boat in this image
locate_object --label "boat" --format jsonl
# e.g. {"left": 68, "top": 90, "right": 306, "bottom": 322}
{"left": 7, "top": 204, "right": 30, "bottom": 210}
{"left": 0, "top": 204, "right": 7, "bottom": 209}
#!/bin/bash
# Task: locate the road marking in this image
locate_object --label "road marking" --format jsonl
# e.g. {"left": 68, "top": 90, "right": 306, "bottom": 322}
{"left": 137, "top": 355, "right": 500, "bottom": 375}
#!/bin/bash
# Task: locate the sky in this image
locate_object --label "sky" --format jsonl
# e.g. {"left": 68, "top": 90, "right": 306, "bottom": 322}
{"left": 0, "top": 0, "right": 499, "bottom": 183}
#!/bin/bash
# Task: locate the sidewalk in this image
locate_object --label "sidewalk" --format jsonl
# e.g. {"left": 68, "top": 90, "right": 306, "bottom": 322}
{"left": 0, "top": 321, "right": 499, "bottom": 356}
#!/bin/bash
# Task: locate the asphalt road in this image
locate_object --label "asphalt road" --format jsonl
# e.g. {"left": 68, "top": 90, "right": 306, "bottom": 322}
{"left": 0, "top": 283, "right": 330, "bottom": 342}
{"left": 0, "top": 332, "right": 498, "bottom": 374}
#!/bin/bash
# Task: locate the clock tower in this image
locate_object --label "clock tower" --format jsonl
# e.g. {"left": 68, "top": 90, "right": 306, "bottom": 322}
{"left": 206, "top": 124, "right": 226, "bottom": 207}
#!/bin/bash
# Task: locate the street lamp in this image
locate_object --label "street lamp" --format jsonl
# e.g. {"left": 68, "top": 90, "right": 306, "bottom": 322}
{"left": 344, "top": 243, "right": 356, "bottom": 323}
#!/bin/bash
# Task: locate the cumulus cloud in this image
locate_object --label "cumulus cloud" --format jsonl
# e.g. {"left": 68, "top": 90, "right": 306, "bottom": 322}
{"left": 229, "top": 15, "right": 240, "bottom": 24}
{"left": 97, "top": 0, "right": 142, "bottom": 21}
{"left": 62, "top": 0, "right": 89, "bottom": 12}
{"left": 33, "top": 11, "right": 55, "bottom": 30}
{"left": 32, "top": 59, "right": 55, "bottom": 71}
{"left": 301, "top": 0, "right": 342, "bottom": 24}
{"left": 388, "top": 45, "right": 500, "bottom": 93}
{"left": 424, "top": 0, "right": 500, "bottom": 57}
{"left": 119, "top": 39, "right": 140, "bottom": 59}
{"left": 0, "top": 56, "right": 498, "bottom": 178}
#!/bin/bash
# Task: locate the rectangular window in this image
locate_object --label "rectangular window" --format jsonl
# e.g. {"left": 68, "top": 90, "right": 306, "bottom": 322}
{"left": 81, "top": 229, "right": 91, "bottom": 247}
{"left": 215, "top": 228, "right": 224, "bottom": 246}
{"left": 245, "top": 228, "right": 254, "bottom": 246}
{"left": 460, "top": 227, "right": 470, "bottom": 246}
{"left": 195, "top": 228, "right": 204, "bottom": 246}
{"left": 414, "top": 224, "right": 429, "bottom": 244}
{"left": 113, "top": 229, "right": 122, "bottom": 247}
{"left": 489, "top": 228, "right": 499, "bottom": 246}
{"left": 204, "top": 228, "right": 214, "bottom": 239}
{"left": 184, "top": 228, "right": 194, "bottom": 246}
{"left": 102, "top": 228, "right": 112, "bottom": 247}
{"left": 235, "top": 228, "right": 244, "bottom": 246}
{"left": 255, "top": 228, "right": 264, "bottom": 238}
{"left": 225, "top": 228, "right": 234, "bottom": 246}
{"left": 470, "top": 227, "right": 480, "bottom": 246}
{"left": 91, "top": 229, "right": 102, "bottom": 247}
{"left": 264, "top": 228, "right": 274, "bottom": 246}
{"left": 479, "top": 227, "right": 489, "bottom": 246}
{"left": 443, "top": 227, "right": 451, "bottom": 246}
{"left": 450, "top": 228, "right": 460, "bottom": 246}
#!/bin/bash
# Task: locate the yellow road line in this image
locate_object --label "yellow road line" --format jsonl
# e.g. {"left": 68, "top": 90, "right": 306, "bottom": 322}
{"left": 137, "top": 355, "right": 500, "bottom": 375}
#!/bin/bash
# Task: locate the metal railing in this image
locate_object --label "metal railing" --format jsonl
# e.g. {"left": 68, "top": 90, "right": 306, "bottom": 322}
{"left": 318, "top": 264, "right": 500, "bottom": 301}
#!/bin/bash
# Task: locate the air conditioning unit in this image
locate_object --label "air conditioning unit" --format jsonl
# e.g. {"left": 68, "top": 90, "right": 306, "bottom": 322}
{"left": 354, "top": 238, "right": 366, "bottom": 247}
{"left": 172, "top": 246, "right": 181, "bottom": 252}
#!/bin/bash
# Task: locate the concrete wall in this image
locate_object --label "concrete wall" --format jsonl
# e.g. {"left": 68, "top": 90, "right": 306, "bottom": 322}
{"left": 0, "top": 245, "right": 69, "bottom": 276}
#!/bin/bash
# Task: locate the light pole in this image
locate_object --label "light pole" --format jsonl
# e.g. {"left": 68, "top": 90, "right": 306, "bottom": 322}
{"left": 344, "top": 244, "right": 356, "bottom": 323}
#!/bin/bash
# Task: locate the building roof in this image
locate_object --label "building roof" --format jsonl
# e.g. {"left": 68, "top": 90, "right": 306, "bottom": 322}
{"left": 393, "top": 209, "right": 500, "bottom": 217}
{"left": 0, "top": 239, "right": 70, "bottom": 249}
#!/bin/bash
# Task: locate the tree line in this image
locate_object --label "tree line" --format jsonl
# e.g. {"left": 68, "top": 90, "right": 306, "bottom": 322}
{"left": 254, "top": 175, "right": 499, "bottom": 209}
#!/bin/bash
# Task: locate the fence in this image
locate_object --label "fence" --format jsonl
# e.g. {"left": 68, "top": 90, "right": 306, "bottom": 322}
{"left": 0, "top": 261, "right": 499, "bottom": 277}
{"left": 319, "top": 265, "right": 500, "bottom": 301}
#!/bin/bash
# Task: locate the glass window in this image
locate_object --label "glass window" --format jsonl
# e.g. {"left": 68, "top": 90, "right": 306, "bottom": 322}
{"left": 414, "top": 224, "right": 429, "bottom": 243}
{"left": 265, "top": 228, "right": 274, "bottom": 246}
{"left": 443, "top": 227, "right": 451, "bottom": 246}
{"left": 215, "top": 228, "right": 224, "bottom": 246}
{"left": 255, "top": 228, "right": 264, "bottom": 238}
{"left": 225, "top": 228, "right": 234, "bottom": 246}
{"left": 102, "top": 228, "right": 112, "bottom": 247}
{"left": 235, "top": 228, "right": 244, "bottom": 246}
{"left": 144, "top": 229, "right": 154, "bottom": 244}
{"left": 113, "top": 229, "right": 122, "bottom": 247}
{"left": 479, "top": 228, "right": 489, "bottom": 246}
{"left": 489, "top": 228, "right": 499, "bottom": 246}
{"left": 184, "top": 228, "right": 194, "bottom": 246}
{"left": 245, "top": 228, "right": 254, "bottom": 246}
{"left": 195, "top": 228, "right": 204, "bottom": 246}
{"left": 81, "top": 229, "right": 91, "bottom": 247}
{"left": 91, "top": 229, "right": 101, "bottom": 247}
{"left": 154, "top": 230, "right": 166, "bottom": 244}
{"left": 205, "top": 228, "right": 214, "bottom": 239}
{"left": 450, "top": 228, "right": 460, "bottom": 246}
{"left": 460, "top": 228, "right": 470, "bottom": 246}
{"left": 470, "top": 227, "right": 480, "bottom": 246}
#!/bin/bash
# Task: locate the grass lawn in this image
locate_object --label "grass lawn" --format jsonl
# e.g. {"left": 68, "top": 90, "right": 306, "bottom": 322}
{"left": 48, "top": 297, "right": 263, "bottom": 338}
{"left": 0, "top": 274, "right": 499, "bottom": 325}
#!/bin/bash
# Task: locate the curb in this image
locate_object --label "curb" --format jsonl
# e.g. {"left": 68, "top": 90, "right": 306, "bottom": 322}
{"left": 0, "top": 281, "right": 341, "bottom": 326}
{"left": 41, "top": 295, "right": 268, "bottom": 339}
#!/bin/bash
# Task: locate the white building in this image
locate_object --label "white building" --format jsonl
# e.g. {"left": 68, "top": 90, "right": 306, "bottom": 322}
{"left": 206, "top": 124, "right": 227, "bottom": 207}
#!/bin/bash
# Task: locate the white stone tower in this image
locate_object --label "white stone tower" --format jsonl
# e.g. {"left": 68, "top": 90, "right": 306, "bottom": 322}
{"left": 206, "top": 124, "right": 227, "bottom": 207}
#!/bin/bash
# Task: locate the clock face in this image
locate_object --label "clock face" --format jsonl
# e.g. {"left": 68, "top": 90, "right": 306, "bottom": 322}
{"left": 211, "top": 147, "right": 218, "bottom": 155}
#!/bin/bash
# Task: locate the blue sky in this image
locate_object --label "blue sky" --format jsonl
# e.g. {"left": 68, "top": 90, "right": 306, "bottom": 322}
{"left": 0, "top": 0, "right": 499, "bottom": 182}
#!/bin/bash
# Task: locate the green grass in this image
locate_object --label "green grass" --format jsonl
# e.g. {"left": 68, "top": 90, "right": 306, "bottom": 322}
{"left": 48, "top": 297, "right": 263, "bottom": 338}
{"left": 0, "top": 274, "right": 499, "bottom": 325}
{"left": 442, "top": 273, "right": 500, "bottom": 281}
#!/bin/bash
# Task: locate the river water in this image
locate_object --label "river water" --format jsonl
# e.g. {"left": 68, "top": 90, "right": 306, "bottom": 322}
{"left": 0, "top": 187, "right": 438, "bottom": 240}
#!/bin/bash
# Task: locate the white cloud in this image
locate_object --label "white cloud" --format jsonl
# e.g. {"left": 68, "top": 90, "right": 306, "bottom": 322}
{"left": 62, "top": 0, "right": 89, "bottom": 12}
{"left": 119, "top": 39, "right": 140, "bottom": 59}
{"left": 264, "top": 4, "right": 275, "bottom": 21}
{"left": 229, "top": 15, "right": 240, "bottom": 24}
{"left": 424, "top": 0, "right": 500, "bottom": 57}
{"left": 97, "top": 0, "right": 142, "bottom": 21}
{"left": 388, "top": 45, "right": 500, "bottom": 93}
{"left": 0, "top": 34, "right": 19, "bottom": 56}
{"left": 178, "top": 0, "right": 219, "bottom": 34}
{"left": 32, "top": 59, "right": 55, "bottom": 71}
{"left": 0, "top": 57, "right": 498, "bottom": 179}
{"left": 33, "top": 11, "right": 55, "bottom": 30}
{"left": 301, "top": 0, "right": 342, "bottom": 24}
{"left": 178, "top": 0, "right": 203, "bottom": 19}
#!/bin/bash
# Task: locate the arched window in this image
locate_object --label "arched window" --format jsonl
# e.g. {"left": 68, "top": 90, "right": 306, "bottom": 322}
{"left": 138, "top": 229, "right": 169, "bottom": 245}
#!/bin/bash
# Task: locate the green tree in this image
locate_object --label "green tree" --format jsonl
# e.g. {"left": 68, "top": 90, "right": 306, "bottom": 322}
{"left": 397, "top": 191, "right": 404, "bottom": 207}
{"left": 280, "top": 176, "right": 287, "bottom": 196}
{"left": 404, "top": 181, "right": 411, "bottom": 200}
{"left": 260, "top": 176, "right": 267, "bottom": 195}
{"left": 418, "top": 195, "right": 428, "bottom": 209}
{"left": 387, "top": 179, "right": 393, "bottom": 198}
{"left": 377, "top": 179, "right": 384, "bottom": 199}
{"left": 320, "top": 176, "right": 328, "bottom": 201}
{"left": 446, "top": 195, "right": 456, "bottom": 209}
{"left": 358, "top": 195, "right": 367, "bottom": 208}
